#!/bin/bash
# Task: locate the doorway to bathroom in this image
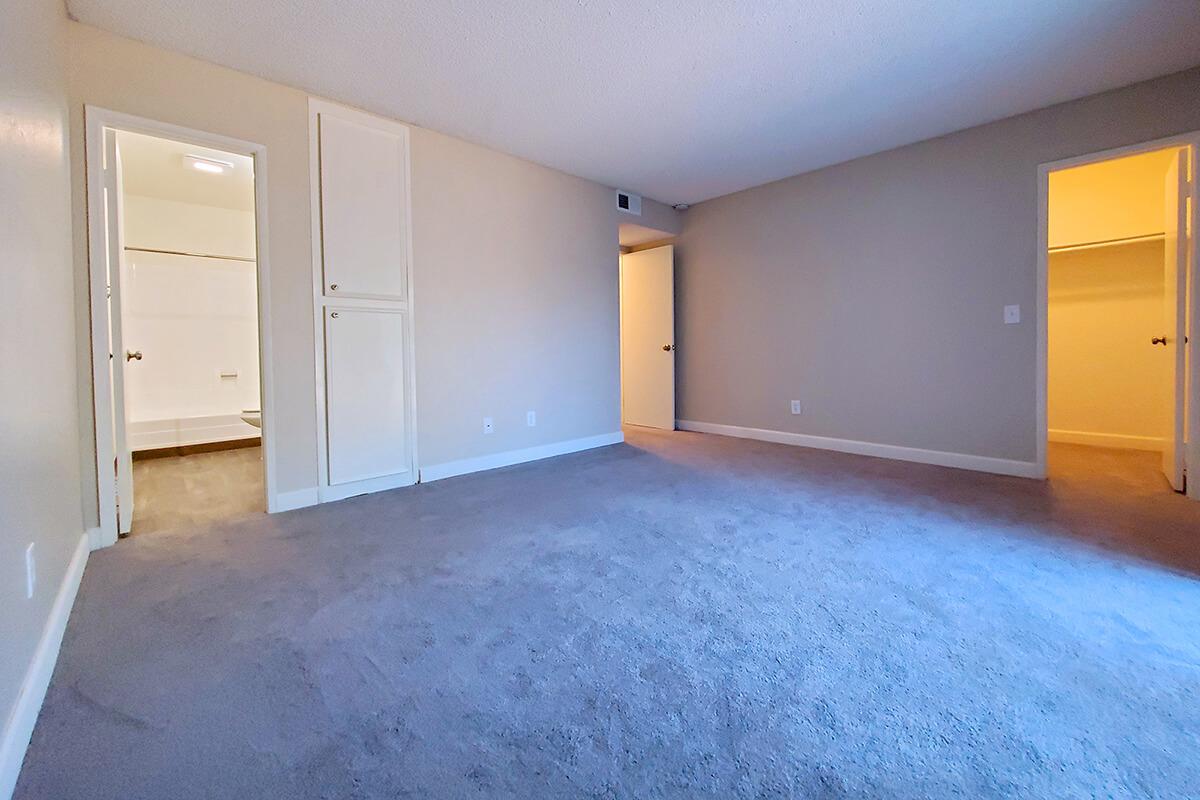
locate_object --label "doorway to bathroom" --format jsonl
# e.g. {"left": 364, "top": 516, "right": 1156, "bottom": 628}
{"left": 86, "top": 109, "right": 277, "bottom": 543}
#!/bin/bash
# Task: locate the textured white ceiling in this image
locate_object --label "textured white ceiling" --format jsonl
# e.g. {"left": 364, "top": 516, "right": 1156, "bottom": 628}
{"left": 69, "top": 1, "right": 1200, "bottom": 204}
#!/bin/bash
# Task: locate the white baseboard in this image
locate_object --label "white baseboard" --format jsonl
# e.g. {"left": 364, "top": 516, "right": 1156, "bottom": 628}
{"left": 319, "top": 472, "right": 417, "bottom": 504}
{"left": 271, "top": 486, "right": 320, "bottom": 513}
{"left": 86, "top": 526, "right": 108, "bottom": 552}
{"left": 275, "top": 433, "right": 626, "bottom": 508}
{"left": 129, "top": 414, "right": 260, "bottom": 451}
{"left": 0, "top": 532, "right": 89, "bottom": 800}
{"left": 1048, "top": 428, "right": 1164, "bottom": 452}
{"left": 420, "top": 432, "right": 625, "bottom": 483}
{"left": 677, "top": 420, "right": 1041, "bottom": 479}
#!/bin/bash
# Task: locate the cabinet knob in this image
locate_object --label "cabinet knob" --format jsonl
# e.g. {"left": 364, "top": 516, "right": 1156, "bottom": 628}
{"left": 329, "top": 283, "right": 338, "bottom": 291}
{"left": 330, "top": 312, "right": 340, "bottom": 319}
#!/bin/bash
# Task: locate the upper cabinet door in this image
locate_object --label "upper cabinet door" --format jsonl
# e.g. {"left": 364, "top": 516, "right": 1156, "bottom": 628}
{"left": 318, "top": 114, "right": 409, "bottom": 301}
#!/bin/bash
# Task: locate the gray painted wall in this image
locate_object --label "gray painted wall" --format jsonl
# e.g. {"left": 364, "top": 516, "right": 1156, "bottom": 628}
{"left": 676, "top": 67, "right": 1200, "bottom": 463}
{"left": 0, "top": 0, "right": 84, "bottom": 769}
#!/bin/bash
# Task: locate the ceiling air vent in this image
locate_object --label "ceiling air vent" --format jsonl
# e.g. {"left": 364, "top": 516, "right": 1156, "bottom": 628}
{"left": 616, "top": 190, "right": 642, "bottom": 216}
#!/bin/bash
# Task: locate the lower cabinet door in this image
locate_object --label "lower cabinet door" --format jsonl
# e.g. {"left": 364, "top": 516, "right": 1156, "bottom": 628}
{"left": 324, "top": 307, "right": 412, "bottom": 485}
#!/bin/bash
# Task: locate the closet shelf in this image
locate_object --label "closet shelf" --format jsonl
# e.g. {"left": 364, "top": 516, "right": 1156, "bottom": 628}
{"left": 124, "top": 245, "right": 255, "bottom": 263}
{"left": 1048, "top": 232, "right": 1164, "bottom": 254}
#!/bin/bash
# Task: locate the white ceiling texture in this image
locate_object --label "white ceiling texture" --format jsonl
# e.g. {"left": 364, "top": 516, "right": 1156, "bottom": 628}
{"left": 69, "top": 1, "right": 1200, "bottom": 205}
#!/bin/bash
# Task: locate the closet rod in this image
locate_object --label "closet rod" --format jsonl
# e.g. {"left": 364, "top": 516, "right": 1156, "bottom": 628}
{"left": 124, "top": 245, "right": 255, "bottom": 263}
{"left": 1048, "top": 232, "right": 1164, "bottom": 254}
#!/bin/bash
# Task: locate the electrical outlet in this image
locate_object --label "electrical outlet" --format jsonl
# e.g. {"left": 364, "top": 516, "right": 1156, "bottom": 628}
{"left": 1004, "top": 304, "right": 1021, "bottom": 324}
{"left": 526, "top": 411, "right": 537, "bottom": 427}
{"left": 483, "top": 417, "right": 494, "bottom": 434}
{"left": 790, "top": 400, "right": 802, "bottom": 415}
{"left": 25, "top": 543, "right": 35, "bottom": 599}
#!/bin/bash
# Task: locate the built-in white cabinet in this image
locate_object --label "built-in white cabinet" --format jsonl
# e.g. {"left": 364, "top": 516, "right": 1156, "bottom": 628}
{"left": 324, "top": 307, "right": 411, "bottom": 485}
{"left": 310, "top": 99, "right": 416, "bottom": 502}
{"left": 318, "top": 115, "right": 409, "bottom": 301}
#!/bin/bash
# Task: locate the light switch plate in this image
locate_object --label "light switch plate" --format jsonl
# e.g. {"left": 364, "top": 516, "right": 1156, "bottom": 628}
{"left": 25, "top": 542, "right": 35, "bottom": 599}
{"left": 790, "top": 400, "right": 802, "bottom": 415}
{"left": 526, "top": 411, "right": 536, "bottom": 427}
{"left": 1004, "top": 304, "right": 1021, "bottom": 324}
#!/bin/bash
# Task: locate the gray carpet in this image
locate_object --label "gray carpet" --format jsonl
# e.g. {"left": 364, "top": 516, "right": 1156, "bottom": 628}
{"left": 16, "top": 429, "right": 1200, "bottom": 799}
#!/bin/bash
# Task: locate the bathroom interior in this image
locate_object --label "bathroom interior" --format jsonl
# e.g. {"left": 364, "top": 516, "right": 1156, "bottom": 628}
{"left": 115, "top": 129, "right": 263, "bottom": 534}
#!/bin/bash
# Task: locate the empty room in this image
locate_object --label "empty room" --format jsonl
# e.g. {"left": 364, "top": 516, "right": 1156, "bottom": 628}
{"left": 3, "top": 2, "right": 1200, "bottom": 798}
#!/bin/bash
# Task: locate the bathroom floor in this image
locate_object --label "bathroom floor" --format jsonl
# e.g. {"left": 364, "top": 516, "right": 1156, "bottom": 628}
{"left": 130, "top": 444, "right": 264, "bottom": 536}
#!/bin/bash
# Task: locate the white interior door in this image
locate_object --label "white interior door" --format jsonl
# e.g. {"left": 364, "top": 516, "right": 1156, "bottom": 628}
{"left": 104, "top": 129, "right": 135, "bottom": 533}
{"left": 620, "top": 245, "right": 675, "bottom": 429}
{"left": 1163, "top": 147, "right": 1190, "bottom": 491}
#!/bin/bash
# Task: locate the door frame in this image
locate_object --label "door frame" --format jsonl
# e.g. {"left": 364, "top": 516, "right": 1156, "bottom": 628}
{"left": 307, "top": 98, "right": 419, "bottom": 502}
{"left": 1036, "top": 131, "right": 1200, "bottom": 498}
{"left": 84, "top": 106, "right": 281, "bottom": 547}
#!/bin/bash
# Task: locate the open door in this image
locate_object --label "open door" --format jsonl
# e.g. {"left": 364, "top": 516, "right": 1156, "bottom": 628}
{"left": 1162, "top": 147, "right": 1190, "bottom": 491}
{"left": 103, "top": 129, "right": 135, "bottom": 534}
{"left": 620, "top": 244, "right": 675, "bottom": 429}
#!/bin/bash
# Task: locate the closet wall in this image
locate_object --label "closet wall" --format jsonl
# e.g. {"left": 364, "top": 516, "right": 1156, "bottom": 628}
{"left": 1046, "top": 150, "right": 1174, "bottom": 450}
{"left": 1047, "top": 240, "right": 1169, "bottom": 449}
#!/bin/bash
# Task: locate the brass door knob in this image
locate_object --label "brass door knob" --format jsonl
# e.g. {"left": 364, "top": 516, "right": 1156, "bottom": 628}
{"left": 662, "top": 344, "right": 675, "bottom": 351}
{"left": 1151, "top": 336, "right": 1168, "bottom": 346}
{"left": 125, "top": 350, "right": 143, "bottom": 361}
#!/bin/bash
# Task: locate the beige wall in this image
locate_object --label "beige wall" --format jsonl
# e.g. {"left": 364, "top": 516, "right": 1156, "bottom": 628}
{"left": 67, "top": 23, "right": 314, "bottom": 519}
{"left": 410, "top": 130, "right": 618, "bottom": 465}
{"left": 0, "top": 0, "right": 83, "bottom": 785}
{"left": 67, "top": 22, "right": 621, "bottom": 521}
{"left": 1048, "top": 242, "right": 1168, "bottom": 448}
{"left": 676, "top": 67, "right": 1200, "bottom": 464}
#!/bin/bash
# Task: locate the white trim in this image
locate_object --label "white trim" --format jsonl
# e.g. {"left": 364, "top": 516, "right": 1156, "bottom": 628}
{"left": 420, "top": 432, "right": 626, "bottom": 483}
{"left": 86, "top": 526, "right": 106, "bottom": 552}
{"left": 84, "top": 111, "right": 119, "bottom": 547}
{"left": 677, "top": 420, "right": 1041, "bottom": 478}
{"left": 83, "top": 106, "right": 282, "bottom": 539}
{"left": 320, "top": 472, "right": 417, "bottom": 503}
{"left": 308, "top": 98, "right": 419, "bottom": 503}
{"left": 1047, "top": 429, "right": 1165, "bottom": 451}
{"left": 1036, "top": 131, "right": 1200, "bottom": 497}
{"left": 273, "top": 487, "right": 320, "bottom": 512}
{"left": 0, "top": 533, "right": 89, "bottom": 800}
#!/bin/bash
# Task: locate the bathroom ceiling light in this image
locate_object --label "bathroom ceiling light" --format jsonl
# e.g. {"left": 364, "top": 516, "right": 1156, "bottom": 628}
{"left": 183, "top": 154, "right": 234, "bottom": 174}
